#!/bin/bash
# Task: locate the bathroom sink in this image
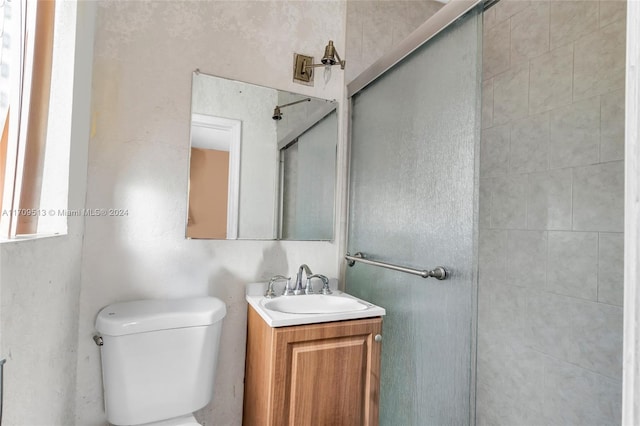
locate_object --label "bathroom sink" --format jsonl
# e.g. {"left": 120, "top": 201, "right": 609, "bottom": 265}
{"left": 246, "top": 282, "right": 385, "bottom": 327}
{"left": 263, "top": 294, "right": 369, "bottom": 314}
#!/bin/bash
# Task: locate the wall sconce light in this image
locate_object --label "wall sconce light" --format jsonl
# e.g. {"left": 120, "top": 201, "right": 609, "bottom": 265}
{"left": 318, "top": 40, "right": 346, "bottom": 69}
{"left": 293, "top": 40, "right": 346, "bottom": 85}
{"left": 272, "top": 98, "right": 311, "bottom": 120}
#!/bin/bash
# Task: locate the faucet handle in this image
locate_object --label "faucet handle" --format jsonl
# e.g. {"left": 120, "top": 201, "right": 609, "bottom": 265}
{"left": 306, "top": 274, "right": 331, "bottom": 295}
{"left": 304, "top": 277, "right": 314, "bottom": 295}
{"left": 265, "top": 275, "right": 290, "bottom": 298}
{"left": 282, "top": 277, "right": 295, "bottom": 296}
{"left": 319, "top": 275, "right": 332, "bottom": 295}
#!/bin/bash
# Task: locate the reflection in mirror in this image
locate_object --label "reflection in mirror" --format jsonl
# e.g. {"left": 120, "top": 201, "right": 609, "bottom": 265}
{"left": 279, "top": 103, "right": 337, "bottom": 240}
{"left": 187, "top": 71, "right": 337, "bottom": 240}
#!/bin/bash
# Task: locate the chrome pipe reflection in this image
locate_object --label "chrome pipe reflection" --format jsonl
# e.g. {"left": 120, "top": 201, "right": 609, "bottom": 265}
{"left": 345, "top": 252, "right": 448, "bottom": 280}
{"left": 272, "top": 98, "right": 311, "bottom": 120}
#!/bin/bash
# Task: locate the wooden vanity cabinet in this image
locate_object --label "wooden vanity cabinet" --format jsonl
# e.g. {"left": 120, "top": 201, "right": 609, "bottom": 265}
{"left": 243, "top": 305, "right": 383, "bottom": 426}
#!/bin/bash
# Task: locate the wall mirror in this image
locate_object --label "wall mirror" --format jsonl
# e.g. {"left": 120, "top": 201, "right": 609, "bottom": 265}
{"left": 187, "top": 71, "right": 337, "bottom": 240}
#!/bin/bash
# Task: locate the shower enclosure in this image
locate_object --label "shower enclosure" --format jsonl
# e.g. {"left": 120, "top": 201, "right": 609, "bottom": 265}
{"left": 345, "top": 0, "right": 626, "bottom": 424}
{"left": 345, "top": 3, "right": 482, "bottom": 424}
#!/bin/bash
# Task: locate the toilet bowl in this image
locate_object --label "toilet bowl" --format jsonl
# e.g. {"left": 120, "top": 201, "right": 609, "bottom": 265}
{"left": 95, "top": 297, "right": 226, "bottom": 426}
{"left": 142, "top": 414, "right": 200, "bottom": 426}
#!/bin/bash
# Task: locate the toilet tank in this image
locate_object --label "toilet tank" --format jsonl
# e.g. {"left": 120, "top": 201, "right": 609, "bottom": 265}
{"left": 95, "top": 297, "right": 226, "bottom": 426}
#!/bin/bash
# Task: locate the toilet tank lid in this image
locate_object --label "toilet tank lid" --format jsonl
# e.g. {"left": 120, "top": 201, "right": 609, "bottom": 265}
{"left": 95, "top": 297, "right": 226, "bottom": 336}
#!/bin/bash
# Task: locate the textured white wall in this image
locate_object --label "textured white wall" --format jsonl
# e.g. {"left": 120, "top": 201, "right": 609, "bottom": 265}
{"left": 0, "top": 1, "right": 96, "bottom": 424}
{"left": 344, "top": 0, "right": 443, "bottom": 82}
{"left": 74, "top": 2, "right": 346, "bottom": 425}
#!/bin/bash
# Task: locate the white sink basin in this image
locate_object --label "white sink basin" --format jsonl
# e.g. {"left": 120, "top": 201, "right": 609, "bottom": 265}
{"left": 246, "top": 283, "right": 385, "bottom": 327}
{"left": 263, "top": 294, "right": 369, "bottom": 314}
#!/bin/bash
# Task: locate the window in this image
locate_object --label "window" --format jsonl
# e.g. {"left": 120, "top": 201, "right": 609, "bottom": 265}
{"left": 0, "top": 0, "right": 73, "bottom": 239}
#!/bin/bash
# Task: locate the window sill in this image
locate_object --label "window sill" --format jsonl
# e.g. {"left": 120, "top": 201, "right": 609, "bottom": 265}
{"left": 0, "top": 232, "right": 67, "bottom": 244}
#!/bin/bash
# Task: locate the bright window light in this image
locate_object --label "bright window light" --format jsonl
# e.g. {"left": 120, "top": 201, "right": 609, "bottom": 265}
{"left": 0, "top": 0, "right": 75, "bottom": 240}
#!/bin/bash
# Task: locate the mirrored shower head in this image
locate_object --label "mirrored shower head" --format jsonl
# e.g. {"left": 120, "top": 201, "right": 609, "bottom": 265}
{"left": 271, "top": 98, "right": 311, "bottom": 120}
{"left": 272, "top": 106, "right": 283, "bottom": 120}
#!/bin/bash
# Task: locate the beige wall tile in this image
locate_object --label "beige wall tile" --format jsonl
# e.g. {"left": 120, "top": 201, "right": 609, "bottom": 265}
{"left": 529, "top": 44, "right": 574, "bottom": 114}
{"left": 511, "top": 1, "right": 550, "bottom": 65}
{"left": 476, "top": 331, "right": 546, "bottom": 422}
{"left": 510, "top": 111, "right": 549, "bottom": 173}
{"left": 483, "top": 20, "right": 511, "bottom": 79}
{"left": 483, "top": 5, "right": 497, "bottom": 31}
{"left": 527, "top": 293, "right": 623, "bottom": 380}
{"left": 547, "top": 231, "right": 599, "bottom": 301}
{"left": 476, "top": 380, "right": 545, "bottom": 426}
{"left": 543, "top": 357, "right": 622, "bottom": 422}
{"left": 573, "top": 161, "right": 624, "bottom": 232}
{"left": 481, "top": 124, "right": 510, "bottom": 177}
{"left": 479, "top": 1, "right": 626, "bottom": 423}
{"left": 599, "top": 0, "right": 626, "bottom": 28}
{"left": 478, "top": 281, "right": 533, "bottom": 346}
{"left": 506, "top": 230, "right": 548, "bottom": 288}
{"left": 598, "top": 232, "right": 624, "bottom": 306}
{"left": 527, "top": 168, "right": 572, "bottom": 230}
{"left": 550, "top": 0, "right": 599, "bottom": 49}
{"left": 493, "top": 61, "right": 529, "bottom": 124}
{"left": 479, "top": 228, "right": 508, "bottom": 281}
{"left": 494, "top": 0, "right": 531, "bottom": 23}
{"left": 491, "top": 174, "right": 528, "bottom": 229}
{"left": 389, "top": 1, "right": 443, "bottom": 46}
{"left": 549, "top": 96, "right": 600, "bottom": 169}
{"left": 573, "top": 20, "right": 626, "bottom": 100}
{"left": 600, "top": 88, "right": 625, "bottom": 162}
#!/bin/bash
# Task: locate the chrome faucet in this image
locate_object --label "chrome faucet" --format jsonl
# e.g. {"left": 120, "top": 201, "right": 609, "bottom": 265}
{"left": 293, "top": 264, "right": 313, "bottom": 295}
{"left": 305, "top": 274, "right": 331, "bottom": 295}
{"left": 264, "top": 275, "right": 290, "bottom": 298}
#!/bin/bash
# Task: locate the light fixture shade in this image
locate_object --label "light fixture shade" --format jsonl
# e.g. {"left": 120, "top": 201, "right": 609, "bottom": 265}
{"left": 294, "top": 41, "right": 344, "bottom": 84}
{"left": 321, "top": 41, "right": 337, "bottom": 66}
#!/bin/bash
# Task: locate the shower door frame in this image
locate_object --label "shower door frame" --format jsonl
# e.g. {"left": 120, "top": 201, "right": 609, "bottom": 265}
{"left": 624, "top": 1, "right": 640, "bottom": 424}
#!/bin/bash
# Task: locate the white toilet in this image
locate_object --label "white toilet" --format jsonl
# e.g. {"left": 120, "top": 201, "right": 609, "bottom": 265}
{"left": 95, "top": 297, "right": 226, "bottom": 426}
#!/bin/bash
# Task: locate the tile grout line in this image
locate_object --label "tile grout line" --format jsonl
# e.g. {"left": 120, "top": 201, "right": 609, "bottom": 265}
{"left": 596, "top": 232, "right": 601, "bottom": 303}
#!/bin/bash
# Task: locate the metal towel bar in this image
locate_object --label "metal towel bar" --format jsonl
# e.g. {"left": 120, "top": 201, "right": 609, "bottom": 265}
{"left": 345, "top": 252, "right": 448, "bottom": 280}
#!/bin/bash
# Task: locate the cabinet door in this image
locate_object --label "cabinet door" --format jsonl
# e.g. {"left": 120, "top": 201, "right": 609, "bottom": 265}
{"left": 272, "top": 318, "right": 382, "bottom": 426}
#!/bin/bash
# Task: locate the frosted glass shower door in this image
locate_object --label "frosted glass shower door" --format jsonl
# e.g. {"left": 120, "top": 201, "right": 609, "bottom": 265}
{"left": 346, "top": 7, "right": 481, "bottom": 426}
